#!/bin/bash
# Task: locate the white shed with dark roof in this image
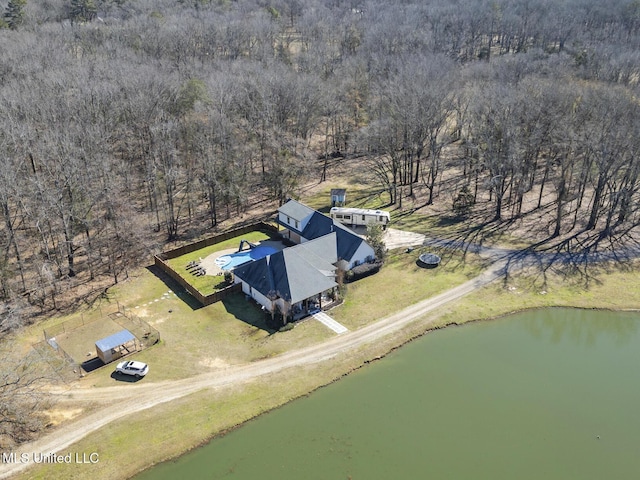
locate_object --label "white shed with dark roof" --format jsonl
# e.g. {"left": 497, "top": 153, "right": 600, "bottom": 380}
{"left": 330, "top": 188, "right": 346, "bottom": 206}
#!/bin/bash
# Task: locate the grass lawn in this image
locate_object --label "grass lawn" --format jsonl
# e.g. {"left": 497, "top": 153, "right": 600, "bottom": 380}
{"left": 391, "top": 208, "right": 535, "bottom": 250}
{"left": 441, "top": 259, "right": 640, "bottom": 325}
{"left": 303, "top": 183, "right": 391, "bottom": 213}
{"left": 67, "top": 274, "right": 336, "bottom": 388}
{"left": 330, "top": 245, "right": 489, "bottom": 329}
{"left": 304, "top": 184, "right": 534, "bottom": 250}
{"left": 165, "top": 231, "right": 274, "bottom": 295}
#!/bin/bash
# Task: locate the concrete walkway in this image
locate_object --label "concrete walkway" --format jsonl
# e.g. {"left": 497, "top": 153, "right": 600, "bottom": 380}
{"left": 312, "top": 310, "right": 349, "bottom": 334}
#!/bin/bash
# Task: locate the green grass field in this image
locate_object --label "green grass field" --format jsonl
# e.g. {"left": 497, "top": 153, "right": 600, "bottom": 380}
{"left": 15, "top": 230, "right": 640, "bottom": 480}
{"left": 165, "top": 231, "right": 274, "bottom": 295}
{"left": 332, "top": 246, "right": 488, "bottom": 329}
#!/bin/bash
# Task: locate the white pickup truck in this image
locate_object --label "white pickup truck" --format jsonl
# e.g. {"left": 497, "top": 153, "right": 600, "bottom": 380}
{"left": 115, "top": 360, "right": 149, "bottom": 378}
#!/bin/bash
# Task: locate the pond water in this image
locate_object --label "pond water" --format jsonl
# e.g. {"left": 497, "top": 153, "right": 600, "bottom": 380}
{"left": 134, "top": 308, "right": 640, "bottom": 480}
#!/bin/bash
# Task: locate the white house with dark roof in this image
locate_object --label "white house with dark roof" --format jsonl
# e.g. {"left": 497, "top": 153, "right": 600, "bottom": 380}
{"left": 277, "top": 200, "right": 316, "bottom": 244}
{"left": 277, "top": 199, "right": 375, "bottom": 270}
{"left": 233, "top": 234, "right": 339, "bottom": 322}
{"left": 233, "top": 199, "right": 377, "bottom": 323}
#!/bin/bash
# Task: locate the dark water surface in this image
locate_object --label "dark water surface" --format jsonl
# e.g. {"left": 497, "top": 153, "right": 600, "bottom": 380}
{"left": 135, "top": 308, "right": 640, "bottom": 480}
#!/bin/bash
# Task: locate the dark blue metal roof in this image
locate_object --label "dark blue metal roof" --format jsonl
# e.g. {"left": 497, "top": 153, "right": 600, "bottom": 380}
{"left": 234, "top": 255, "right": 282, "bottom": 301}
{"left": 234, "top": 247, "right": 337, "bottom": 305}
{"left": 95, "top": 329, "right": 136, "bottom": 352}
{"left": 300, "top": 211, "right": 333, "bottom": 239}
{"left": 300, "top": 212, "right": 364, "bottom": 262}
{"left": 333, "top": 223, "right": 365, "bottom": 262}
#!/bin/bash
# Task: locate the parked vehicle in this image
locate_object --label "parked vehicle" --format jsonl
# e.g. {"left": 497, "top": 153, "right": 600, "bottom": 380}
{"left": 330, "top": 207, "right": 390, "bottom": 229}
{"left": 115, "top": 360, "right": 149, "bottom": 378}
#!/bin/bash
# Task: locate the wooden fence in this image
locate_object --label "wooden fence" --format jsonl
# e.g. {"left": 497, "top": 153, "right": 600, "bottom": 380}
{"left": 154, "top": 222, "right": 278, "bottom": 306}
{"left": 158, "top": 222, "right": 278, "bottom": 260}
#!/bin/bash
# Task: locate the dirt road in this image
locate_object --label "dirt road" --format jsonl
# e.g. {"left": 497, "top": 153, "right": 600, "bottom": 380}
{"left": 0, "top": 259, "right": 506, "bottom": 479}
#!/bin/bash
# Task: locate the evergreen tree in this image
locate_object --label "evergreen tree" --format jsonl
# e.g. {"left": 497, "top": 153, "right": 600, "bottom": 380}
{"left": 3, "top": 0, "right": 27, "bottom": 30}
{"left": 366, "top": 223, "right": 387, "bottom": 261}
{"left": 452, "top": 185, "right": 475, "bottom": 218}
{"left": 69, "top": 0, "right": 97, "bottom": 23}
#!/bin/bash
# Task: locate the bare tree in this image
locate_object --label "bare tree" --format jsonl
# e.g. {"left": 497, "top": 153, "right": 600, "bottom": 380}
{"left": 467, "top": 82, "right": 518, "bottom": 221}
{"left": 0, "top": 338, "right": 57, "bottom": 448}
{"left": 0, "top": 123, "right": 28, "bottom": 296}
{"left": 577, "top": 85, "right": 635, "bottom": 231}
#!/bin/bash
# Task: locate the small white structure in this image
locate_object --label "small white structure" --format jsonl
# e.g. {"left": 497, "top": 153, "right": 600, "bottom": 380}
{"left": 95, "top": 329, "right": 138, "bottom": 364}
{"left": 330, "top": 207, "right": 390, "bottom": 229}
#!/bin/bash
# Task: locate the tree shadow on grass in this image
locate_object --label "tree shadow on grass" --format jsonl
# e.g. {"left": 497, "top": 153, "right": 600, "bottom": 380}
{"left": 513, "top": 227, "right": 640, "bottom": 289}
{"left": 145, "top": 264, "right": 204, "bottom": 311}
{"left": 421, "top": 195, "right": 640, "bottom": 291}
{"left": 435, "top": 215, "right": 463, "bottom": 228}
{"left": 222, "top": 293, "right": 278, "bottom": 334}
{"left": 428, "top": 214, "right": 516, "bottom": 259}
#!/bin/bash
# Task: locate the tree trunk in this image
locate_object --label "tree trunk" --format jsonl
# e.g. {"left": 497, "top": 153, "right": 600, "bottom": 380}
{"left": 1, "top": 201, "right": 26, "bottom": 291}
{"left": 586, "top": 172, "right": 607, "bottom": 230}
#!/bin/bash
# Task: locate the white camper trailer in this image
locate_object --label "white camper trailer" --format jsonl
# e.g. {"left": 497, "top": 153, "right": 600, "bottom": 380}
{"left": 330, "top": 207, "right": 390, "bottom": 229}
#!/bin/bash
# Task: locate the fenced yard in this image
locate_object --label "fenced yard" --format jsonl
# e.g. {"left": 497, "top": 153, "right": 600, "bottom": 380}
{"left": 154, "top": 222, "right": 281, "bottom": 306}
{"left": 41, "top": 305, "right": 160, "bottom": 377}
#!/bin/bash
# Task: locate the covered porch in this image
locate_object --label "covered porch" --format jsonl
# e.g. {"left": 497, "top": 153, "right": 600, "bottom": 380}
{"left": 290, "top": 288, "right": 339, "bottom": 321}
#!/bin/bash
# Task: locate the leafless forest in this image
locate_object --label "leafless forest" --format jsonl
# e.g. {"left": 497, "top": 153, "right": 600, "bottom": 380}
{"left": 2, "top": 0, "right": 640, "bottom": 329}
